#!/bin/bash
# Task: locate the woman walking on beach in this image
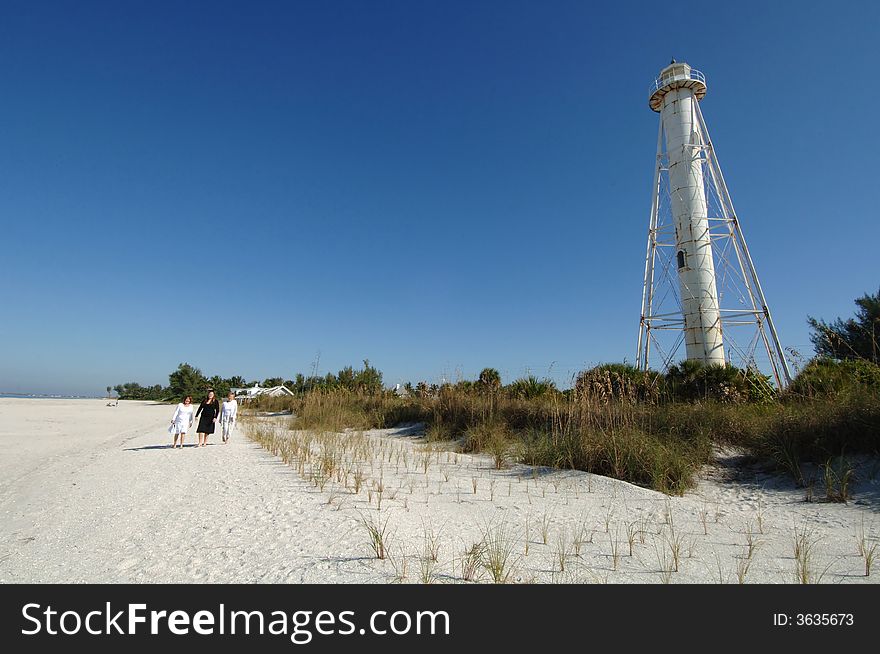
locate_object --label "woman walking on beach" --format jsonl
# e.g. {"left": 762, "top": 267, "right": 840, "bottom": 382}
{"left": 220, "top": 391, "right": 238, "bottom": 444}
{"left": 170, "top": 396, "right": 194, "bottom": 448}
{"left": 195, "top": 389, "right": 220, "bottom": 447}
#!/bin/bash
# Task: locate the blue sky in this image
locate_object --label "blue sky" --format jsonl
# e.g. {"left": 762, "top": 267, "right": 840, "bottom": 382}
{"left": 1, "top": 0, "right": 878, "bottom": 395}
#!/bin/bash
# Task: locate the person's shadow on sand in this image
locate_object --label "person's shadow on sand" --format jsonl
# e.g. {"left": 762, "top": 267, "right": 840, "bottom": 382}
{"left": 124, "top": 444, "right": 207, "bottom": 451}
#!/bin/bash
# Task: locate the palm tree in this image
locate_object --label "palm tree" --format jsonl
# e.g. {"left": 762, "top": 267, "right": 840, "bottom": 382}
{"left": 507, "top": 376, "right": 556, "bottom": 400}
{"left": 478, "top": 368, "right": 502, "bottom": 392}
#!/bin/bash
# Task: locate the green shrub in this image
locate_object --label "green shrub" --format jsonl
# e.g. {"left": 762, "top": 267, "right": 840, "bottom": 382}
{"left": 787, "top": 358, "right": 880, "bottom": 398}
{"left": 505, "top": 376, "right": 558, "bottom": 400}
{"left": 513, "top": 423, "right": 710, "bottom": 495}
{"left": 666, "top": 360, "right": 774, "bottom": 403}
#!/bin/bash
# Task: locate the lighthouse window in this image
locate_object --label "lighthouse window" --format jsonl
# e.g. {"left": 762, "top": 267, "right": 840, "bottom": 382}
{"left": 677, "top": 250, "right": 687, "bottom": 269}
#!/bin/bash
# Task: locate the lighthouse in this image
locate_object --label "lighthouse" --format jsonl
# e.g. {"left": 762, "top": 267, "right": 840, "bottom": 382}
{"left": 650, "top": 61, "right": 724, "bottom": 365}
{"left": 638, "top": 61, "right": 792, "bottom": 386}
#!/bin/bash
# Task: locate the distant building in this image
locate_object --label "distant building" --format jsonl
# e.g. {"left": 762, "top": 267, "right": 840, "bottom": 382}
{"left": 231, "top": 383, "right": 295, "bottom": 401}
{"left": 391, "top": 383, "right": 409, "bottom": 397}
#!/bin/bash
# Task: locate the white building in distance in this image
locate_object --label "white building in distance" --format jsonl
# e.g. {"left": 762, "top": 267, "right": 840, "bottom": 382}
{"left": 231, "top": 383, "right": 295, "bottom": 401}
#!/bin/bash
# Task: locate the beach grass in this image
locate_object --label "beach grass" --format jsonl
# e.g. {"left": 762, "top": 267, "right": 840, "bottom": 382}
{"left": 242, "top": 360, "right": 880, "bottom": 495}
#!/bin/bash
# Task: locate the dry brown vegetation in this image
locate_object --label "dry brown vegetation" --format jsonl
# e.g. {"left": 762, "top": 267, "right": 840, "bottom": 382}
{"left": 244, "top": 360, "right": 880, "bottom": 495}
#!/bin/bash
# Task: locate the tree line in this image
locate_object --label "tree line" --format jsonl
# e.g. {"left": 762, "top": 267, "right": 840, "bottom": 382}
{"left": 112, "top": 360, "right": 384, "bottom": 401}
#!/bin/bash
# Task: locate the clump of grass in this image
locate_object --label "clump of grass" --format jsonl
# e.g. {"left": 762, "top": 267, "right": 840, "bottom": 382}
{"left": 479, "top": 520, "right": 517, "bottom": 584}
{"left": 360, "top": 512, "right": 392, "bottom": 560}
{"left": 735, "top": 545, "right": 756, "bottom": 584}
{"left": 387, "top": 547, "right": 409, "bottom": 582}
{"left": 422, "top": 519, "right": 443, "bottom": 563}
{"left": 768, "top": 433, "right": 805, "bottom": 487}
{"left": 483, "top": 425, "right": 510, "bottom": 470}
{"left": 462, "top": 421, "right": 499, "bottom": 453}
{"left": 352, "top": 468, "right": 364, "bottom": 494}
{"left": 855, "top": 518, "right": 868, "bottom": 557}
{"left": 625, "top": 521, "right": 639, "bottom": 556}
{"left": 804, "top": 475, "right": 816, "bottom": 503}
{"left": 540, "top": 508, "right": 553, "bottom": 545}
{"left": 310, "top": 461, "right": 330, "bottom": 491}
{"left": 375, "top": 475, "right": 386, "bottom": 511}
{"left": 425, "top": 423, "right": 453, "bottom": 442}
{"left": 573, "top": 519, "right": 592, "bottom": 557}
{"left": 554, "top": 528, "right": 571, "bottom": 572}
{"left": 744, "top": 521, "right": 761, "bottom": 560}
{"left": 460, "top": 542, "right": 484, "bottom": 582}
{"left": 419, "top": 556, "right": 436, "bottom": 584}
{"left": 662, "top": 522, "right": 684, "bottom": 573}
{"left": 856, "top": 518, "right": 878, "bottom": 577}
{"left": 653, "top": 538, "right": 675, "bottom": 584}
{"left": 822, "top": 455, "right": 854, "bottom": 503}
{"left": 864, "top": 542, "right": 878, "bottom": 577}
{"left": 608, "top": 524, "right": 621, "bottom": 571}
{"left": 636, "top": 515, "right": 650, "bottom": 544}
{"left": 294, "top": 391, "right": 372, "bottom": 432}
{"left": 792, "top": 524, "right": 825, "bottom": 584}
{"left": 712, "top": 549, "right": 728, "bottom": 584}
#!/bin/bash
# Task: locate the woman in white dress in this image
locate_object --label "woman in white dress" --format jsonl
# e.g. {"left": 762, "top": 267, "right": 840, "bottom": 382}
{"left": 220, "top": 392, "right": 238, "bottom": 444}
{"left": 170, "top": 395, "right": 195, "bottom": 448}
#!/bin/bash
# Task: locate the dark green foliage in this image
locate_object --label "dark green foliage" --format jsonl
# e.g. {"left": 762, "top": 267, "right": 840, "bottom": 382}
{"left": 117, "top": 364, "right": 247, "bottom": 402}
{"left": 380, "top": 398, "right": 432, "bottom": 426}
{"left": 746, "top": 395, "right": 880, "bottom": 480}
{"left": 290, "top": 373, "right": 324, "bottom": 395}
{"left": 113, "top": 382, "right": 166, "bottom": 401}
{"left": 341, "top": 359, "right": 383, "bottom": 394}
{"left": 786, "top": 358, "right": 880, "bottom": 398}
{"left": 505, "top": 376, "right": 557, "bottom": 400}
{"left": 509, "top": 414, "right": 711, "bottom": 495}
{"left": 168, "top": 362, "right": 208, "bottom": 400}
{"left": 478, "top": 368, "right": 502, "bottom": 392}
{"left": 808, "top": 287, "right": 880, "bottom": 362}
{"left": 666, "top": 360, "right": 773, "bottom": 403}
{"left": 287, "top": 360, "right": 383, "bottom": 395}
{"left": 207, "top": 375, "right": 231, "bottom": 398}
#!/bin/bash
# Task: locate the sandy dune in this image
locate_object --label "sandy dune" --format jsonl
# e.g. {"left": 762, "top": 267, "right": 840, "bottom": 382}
{"left": 0, "top": 398, "right": 877, "bottom": 583}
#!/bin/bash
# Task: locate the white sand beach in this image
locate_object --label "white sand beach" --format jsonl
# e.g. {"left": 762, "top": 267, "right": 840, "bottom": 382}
{"left": 0, "top": 398, "right": 877, "bottom": 584}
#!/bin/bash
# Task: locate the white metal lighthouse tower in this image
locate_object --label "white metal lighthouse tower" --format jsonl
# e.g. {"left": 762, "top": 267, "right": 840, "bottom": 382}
{"left": 637, "top": 61, "right": 792, "bottom": 387}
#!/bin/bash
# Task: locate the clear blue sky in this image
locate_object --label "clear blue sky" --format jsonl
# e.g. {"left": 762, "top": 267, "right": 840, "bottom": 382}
{"left": 2, "top": 0, "right": 878, "bottom": 395}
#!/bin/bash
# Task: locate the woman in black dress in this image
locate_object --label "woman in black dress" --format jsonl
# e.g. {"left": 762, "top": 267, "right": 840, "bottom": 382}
{"left": 195, "top": 390, "right": 220, "bottom": 447}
